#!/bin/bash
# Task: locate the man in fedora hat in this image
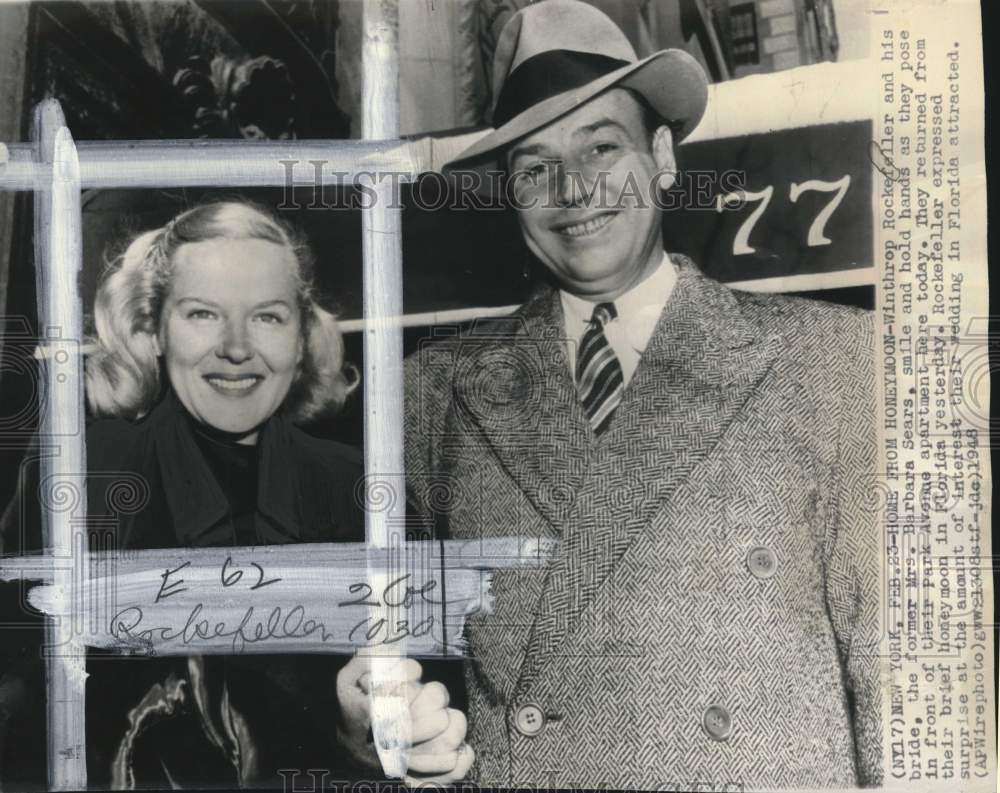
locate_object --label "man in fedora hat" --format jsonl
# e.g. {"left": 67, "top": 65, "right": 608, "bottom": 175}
{"left": 345, "top": 0, "right": 882, "bottom": 788}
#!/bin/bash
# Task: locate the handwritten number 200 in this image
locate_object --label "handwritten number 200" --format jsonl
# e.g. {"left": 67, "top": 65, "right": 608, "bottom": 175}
{"left": 715, "top": 176, "right": 851, "bottom": 255}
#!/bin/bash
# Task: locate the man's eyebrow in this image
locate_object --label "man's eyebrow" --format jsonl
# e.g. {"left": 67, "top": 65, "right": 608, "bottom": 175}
{"left": 574, "top": 118, "right": 628, "bottom": 137}
{"left": 508, "top": 119, "right": 628, "bottom": 162}
{"left": 508, "top": 143, "right": 549, "bottom": 162}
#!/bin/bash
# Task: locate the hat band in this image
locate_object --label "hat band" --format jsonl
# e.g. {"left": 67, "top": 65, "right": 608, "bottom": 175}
{"left": 493, "top": 50, "right": 630, "bottom": 128}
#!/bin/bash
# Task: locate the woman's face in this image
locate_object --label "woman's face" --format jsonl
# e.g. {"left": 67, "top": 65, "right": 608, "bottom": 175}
{"left": 156, "top": 237, "right": 304, "bottom": 444}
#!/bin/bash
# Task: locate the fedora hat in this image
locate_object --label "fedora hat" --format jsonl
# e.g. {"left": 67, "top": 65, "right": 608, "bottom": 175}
{"left": 444, "top": 0, "right": 708, "bottom": 194}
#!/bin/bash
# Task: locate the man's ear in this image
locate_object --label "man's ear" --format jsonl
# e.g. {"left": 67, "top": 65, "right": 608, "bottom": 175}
{"left": 151, "top": 328, "right": 162, "bottom": 358}
{"left": 651, "top": 125, "right": 677, "bottom": 192}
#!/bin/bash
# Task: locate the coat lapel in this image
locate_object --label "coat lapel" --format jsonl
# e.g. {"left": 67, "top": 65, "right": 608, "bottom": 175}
{"left": 255, "top": 415, "right": 308, "bottom": 543}
{"left": 516, "top": 257, "right": 782, "bottom": 694}
{"left": 149, "top": 394, "right": 307, "bottom": 547}
{"left": 452, "top": 285, "right": 592, "bottom": 534}
{"left": 150, "top": 395, "right": 231, "bottom": 546}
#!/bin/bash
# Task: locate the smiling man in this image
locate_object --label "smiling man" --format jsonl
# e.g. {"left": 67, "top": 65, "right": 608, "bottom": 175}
{"left": 394, "top": 0, "right": 882, "bottom": 788}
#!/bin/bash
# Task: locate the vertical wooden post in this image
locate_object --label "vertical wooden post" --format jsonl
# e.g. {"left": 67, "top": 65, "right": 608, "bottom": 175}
{"left": 32, "top": 99, "right": 87, "bottom": 791}
{"left": 360, "top": 0, "right": 409, "bottom": 779}
{"left": 0, "top": 1, "right": 29, "bottom": 351}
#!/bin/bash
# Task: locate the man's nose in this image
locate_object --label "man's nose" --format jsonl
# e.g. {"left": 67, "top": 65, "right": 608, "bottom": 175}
{"left": 217, "top": 320, "right": 253, "bottom": 363}
{"left": 554, "top": 163, "right": 590, "bottom": 208}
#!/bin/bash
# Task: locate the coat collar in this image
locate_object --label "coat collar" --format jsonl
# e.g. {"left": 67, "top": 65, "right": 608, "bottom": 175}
{"left": 134, "top": 391, "right": 311, "bottom": 546}
{"left": 452, "top": 254, "right": 772, "bottom": 536}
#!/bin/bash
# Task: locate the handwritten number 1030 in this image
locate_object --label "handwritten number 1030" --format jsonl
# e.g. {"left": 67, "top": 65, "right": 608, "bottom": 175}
{"left": 715, "top": 176, "right": 851, "bottom": 255}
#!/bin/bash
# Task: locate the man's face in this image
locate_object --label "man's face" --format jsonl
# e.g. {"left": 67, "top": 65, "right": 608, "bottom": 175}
{"left": 507, "top": 88, "right": 675, "bottom": 301}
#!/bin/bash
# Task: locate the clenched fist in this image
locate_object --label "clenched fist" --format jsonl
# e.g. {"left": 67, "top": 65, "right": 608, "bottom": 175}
{"left": 336, "top": 655, "right": 474, "bottom": 785}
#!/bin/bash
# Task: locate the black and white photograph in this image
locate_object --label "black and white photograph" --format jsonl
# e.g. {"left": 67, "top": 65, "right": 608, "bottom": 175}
{"left": 0, "top": 0, "right": 992, "bottom": 791}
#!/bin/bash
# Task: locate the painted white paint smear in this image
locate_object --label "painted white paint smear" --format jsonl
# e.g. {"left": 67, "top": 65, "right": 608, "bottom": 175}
{"left": 2, "top": 539, "right": 554, "bottom": 658}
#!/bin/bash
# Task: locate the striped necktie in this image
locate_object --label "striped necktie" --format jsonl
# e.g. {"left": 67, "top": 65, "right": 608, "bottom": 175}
{"left": 576, "top": 302, "right": 624, "bottom": 435}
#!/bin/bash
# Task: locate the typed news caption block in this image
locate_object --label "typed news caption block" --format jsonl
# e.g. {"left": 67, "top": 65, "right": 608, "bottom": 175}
{"left": 873, "top": 1, "right": 993, "bottom": 788}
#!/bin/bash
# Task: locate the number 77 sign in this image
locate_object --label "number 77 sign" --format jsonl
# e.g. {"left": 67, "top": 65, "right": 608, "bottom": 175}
{"left": 716, "top": 175, "right": 852, "bottom": 255}
{"left": 665, "top": 120, "right": 875, "bottom": 290}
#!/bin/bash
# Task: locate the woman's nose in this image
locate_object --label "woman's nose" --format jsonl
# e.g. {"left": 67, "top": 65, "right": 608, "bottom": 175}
{"left": 216, "top": 320, "right": 253, "bottom": 363}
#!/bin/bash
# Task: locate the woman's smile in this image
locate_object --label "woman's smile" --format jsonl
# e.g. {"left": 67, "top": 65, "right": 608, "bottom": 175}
{"left": 202, "top": 373, "right": 266, "bottom": 395}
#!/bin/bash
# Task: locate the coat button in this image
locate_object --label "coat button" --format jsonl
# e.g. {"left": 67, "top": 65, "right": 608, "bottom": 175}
{"left": 703, "top": 705, "right": 732, "bottom": 741}
{"left": 513, "top": 703, "right": 546, "bottom": 737}
{"left": 746, "top": 546, "right": 778, "bottom": 579}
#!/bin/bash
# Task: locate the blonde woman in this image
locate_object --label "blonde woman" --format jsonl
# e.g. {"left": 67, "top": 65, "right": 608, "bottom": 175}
{"left": 2, "top": 201, "right": 368, "bottom": 787}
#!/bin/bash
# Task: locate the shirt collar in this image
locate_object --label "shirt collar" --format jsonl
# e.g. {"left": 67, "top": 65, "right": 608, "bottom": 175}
{"left": 559, "top": 252, "right": 678, "bottom": 351}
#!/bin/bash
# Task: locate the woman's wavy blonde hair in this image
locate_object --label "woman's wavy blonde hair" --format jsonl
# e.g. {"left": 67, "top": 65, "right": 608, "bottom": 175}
{"left": 86, "top": 201, "right": 357, "bottom": 422}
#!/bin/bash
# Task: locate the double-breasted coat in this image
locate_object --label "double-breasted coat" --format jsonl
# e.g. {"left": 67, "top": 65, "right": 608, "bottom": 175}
{"left": 404, "top": 256, "right": 883, "bottom": 789}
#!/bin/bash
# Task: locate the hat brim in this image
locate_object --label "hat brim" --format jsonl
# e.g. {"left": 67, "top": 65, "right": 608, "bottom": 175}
{"left": 443, "top": 48, "right": 708, "bottom": 198}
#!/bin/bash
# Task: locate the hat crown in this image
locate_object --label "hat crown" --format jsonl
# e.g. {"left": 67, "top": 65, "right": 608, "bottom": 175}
{"left": 493, "top": 0, "right": 638, "bottom": 106}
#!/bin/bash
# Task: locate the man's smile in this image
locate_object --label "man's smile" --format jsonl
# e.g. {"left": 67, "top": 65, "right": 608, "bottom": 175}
{"left": 552, "top": 211, "right": 618, "bottom": 238}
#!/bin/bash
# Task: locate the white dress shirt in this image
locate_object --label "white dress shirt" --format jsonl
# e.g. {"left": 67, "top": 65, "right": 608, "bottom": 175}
{"left": 560, "top": 253, "right": 677, "bottom": 387}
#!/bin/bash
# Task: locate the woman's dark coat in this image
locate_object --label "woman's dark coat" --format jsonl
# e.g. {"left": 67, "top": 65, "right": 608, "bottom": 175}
{"left": 0, "top": 391, "right": 369, "bottom": 789}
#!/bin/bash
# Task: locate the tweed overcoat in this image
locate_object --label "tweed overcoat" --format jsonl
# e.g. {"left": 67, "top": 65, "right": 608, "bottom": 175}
{"left": 404, "top": 256, "right": 883, "bottom": 789}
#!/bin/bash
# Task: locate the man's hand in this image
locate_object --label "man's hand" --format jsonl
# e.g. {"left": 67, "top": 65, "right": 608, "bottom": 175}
{"left": 336, "top": 655, "right": 474, "bottom": 785}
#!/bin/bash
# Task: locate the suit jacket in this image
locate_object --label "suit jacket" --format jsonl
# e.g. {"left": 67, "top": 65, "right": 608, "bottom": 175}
{"left": 404, "top": 256, "right": 882, "bottom": 789}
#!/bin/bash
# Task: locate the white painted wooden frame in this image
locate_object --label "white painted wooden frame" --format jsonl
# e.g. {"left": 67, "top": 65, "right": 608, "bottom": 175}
{"left": 1, "top": 1, "right": 418, "bottom": 787}
{"left": 33, "top": 100, "right": 87, "bottom": 793}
